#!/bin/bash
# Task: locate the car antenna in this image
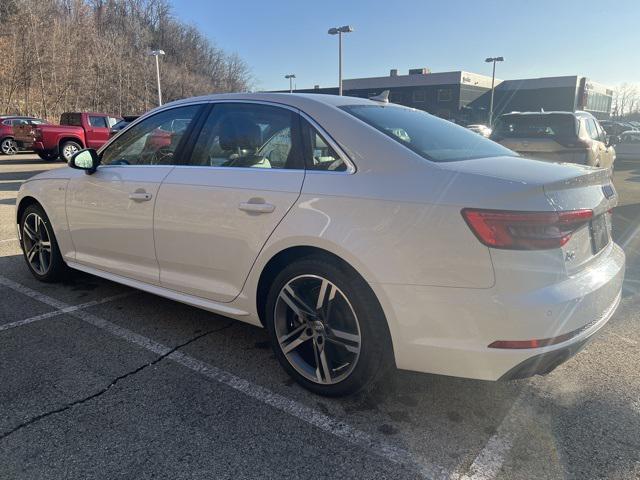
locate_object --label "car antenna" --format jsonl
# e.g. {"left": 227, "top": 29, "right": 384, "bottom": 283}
{"left": 370, "top": 90, "right": 390, "bottom": 104}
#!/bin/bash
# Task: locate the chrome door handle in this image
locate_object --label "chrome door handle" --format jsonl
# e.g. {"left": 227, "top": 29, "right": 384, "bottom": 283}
{"left": 238, "top": 202, "right": 275, "bottom": 213}
{"left": 129, "top": 191, "right": 152, "bottom": 202}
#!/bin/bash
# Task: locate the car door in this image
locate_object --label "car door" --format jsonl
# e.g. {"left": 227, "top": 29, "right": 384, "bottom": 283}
{"left": 153, "top": 102, "right": 305, "bottom": 302}
{"left": 86, "top": 115, "right": 114, "bottom": 149}
{"left": 66, "top": 104, "right": 202, "bottom": 284}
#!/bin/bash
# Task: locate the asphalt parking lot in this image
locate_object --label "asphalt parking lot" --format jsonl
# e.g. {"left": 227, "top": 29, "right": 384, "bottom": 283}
{"left": 1, "top": 154, "right": 639, "bottom": 480}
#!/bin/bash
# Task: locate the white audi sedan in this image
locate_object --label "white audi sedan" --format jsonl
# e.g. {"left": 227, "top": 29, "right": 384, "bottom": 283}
{"left": 16, "top": 93, "right": 625, "bottom": 396}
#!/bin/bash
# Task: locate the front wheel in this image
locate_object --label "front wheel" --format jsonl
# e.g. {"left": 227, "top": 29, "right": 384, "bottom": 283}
{"left": 265, "top": 257, "right": 391, "bottom": 396}
{"left": 20, "top": 203, "right": 69, "bottom": 282}
{"left": 1, "top": 137, "right": 18, "bottom": 155}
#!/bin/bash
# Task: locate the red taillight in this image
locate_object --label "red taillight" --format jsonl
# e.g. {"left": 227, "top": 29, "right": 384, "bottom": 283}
{"left": 461, "top": 208, "right": 593, "bottom": 250}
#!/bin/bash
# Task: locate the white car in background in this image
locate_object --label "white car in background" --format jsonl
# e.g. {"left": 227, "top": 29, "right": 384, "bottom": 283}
{"left": 15, "top": 93, "right": 624, "bottom": 396}
{"left": 614, "top": 130, "right": 640, "bottom": 159}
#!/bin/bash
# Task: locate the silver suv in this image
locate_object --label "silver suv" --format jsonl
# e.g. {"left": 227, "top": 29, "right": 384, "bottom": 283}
{"left": 491, "top": 111, "right": 615, "bottom": 169}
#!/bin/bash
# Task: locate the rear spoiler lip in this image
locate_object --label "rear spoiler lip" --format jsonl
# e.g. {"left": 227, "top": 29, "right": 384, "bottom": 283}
{"left": 543, "top": 168, "right": 617, "bottom": 215}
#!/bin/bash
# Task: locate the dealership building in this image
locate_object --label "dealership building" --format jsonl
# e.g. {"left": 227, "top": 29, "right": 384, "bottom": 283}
{"left": 286, "top": 69, "right": 613, "bottom": 123}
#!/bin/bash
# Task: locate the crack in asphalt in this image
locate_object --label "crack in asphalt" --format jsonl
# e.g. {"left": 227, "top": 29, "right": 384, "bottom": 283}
{"left": 0, "top": 322, "right": 235, "bottom": 442}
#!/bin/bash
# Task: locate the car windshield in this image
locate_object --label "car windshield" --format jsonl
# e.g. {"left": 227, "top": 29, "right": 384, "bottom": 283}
{"left": 492, "top": 114, "right": 577, "bottom": 139}
{"left": 341, "top": 105, "right": 515, "bottom": 162}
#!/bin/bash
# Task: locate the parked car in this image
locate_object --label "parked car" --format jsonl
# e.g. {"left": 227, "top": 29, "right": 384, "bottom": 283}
{"left": 467, "top": 124, "right": 492, "bottom": 137}
{"left": 613, "top": 130, "right": 640, "bottom": 159}
{"left": 491, "top": 111, "right": 616, "bottom": 169}
{"left": 16, "top": 93, "right": 624, "bottom": 396}
{"left": 600, "top": 120, "right": 636, "bottom": 137}
{"left": 0, "top": 116, "right": 48, "bottom": 155}
{"left": 110, "top": 115, "right": 139, "bottom": 136}
{"left": 14, "top": 112, "right": 121, "bottom": 162}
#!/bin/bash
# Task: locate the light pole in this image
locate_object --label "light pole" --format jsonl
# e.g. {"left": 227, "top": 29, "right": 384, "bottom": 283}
{"left": 328, "top": 25, "right": 353, "bottom": 96}
{"left": 285, "top": 74, "right": 296, "bottom": 93}
{"left": 485, "top": 56, "right": 504, "bottom": 128}
{"left": 149, "top": 49, "right": 166, "bottom": 106}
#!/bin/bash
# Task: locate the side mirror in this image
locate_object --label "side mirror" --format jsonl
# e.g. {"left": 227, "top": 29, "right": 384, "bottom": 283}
{"left": 69, "top": 148, "right": 100, "bottom": 174}
{"left": 607, "top": 135, "right": 620, "bottom": 147}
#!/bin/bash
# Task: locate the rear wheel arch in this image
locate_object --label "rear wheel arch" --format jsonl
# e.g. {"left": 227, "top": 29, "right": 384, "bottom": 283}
{"left": 58, "top": 136, "right": 84, "bottom": 151}
{"left": 255, "top": 246, "right": 394, "bottom": 356}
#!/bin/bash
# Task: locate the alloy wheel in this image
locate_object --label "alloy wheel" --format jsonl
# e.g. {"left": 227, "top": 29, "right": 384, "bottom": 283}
{"left": 1, "top": 138, "right": 18, "bottom": 155}
{"left": 274, "top": 275, "right": 362, "bottom": 385}
{"left": 62, "top": 144, "right": 79, "bottom": 161}
{"left": 22, "top": 212, "right": 52, "bottom": 275}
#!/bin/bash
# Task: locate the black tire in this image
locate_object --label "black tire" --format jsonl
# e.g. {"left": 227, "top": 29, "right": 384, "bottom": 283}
{"left": 59, "top": 140, "right": 81, "bottom": 163}
{"left": 20, "top": 203, "right": 69, "bottom": 282}
{"left": 265, "top": 256, "right": 392, "bottom": 397}
{"left": 37, "top": 151, "right": 59, "bottom": 162}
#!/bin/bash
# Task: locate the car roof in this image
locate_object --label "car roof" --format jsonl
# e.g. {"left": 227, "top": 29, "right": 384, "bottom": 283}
{"left": 162, "top": 92, "right": 381, "bottom": 111}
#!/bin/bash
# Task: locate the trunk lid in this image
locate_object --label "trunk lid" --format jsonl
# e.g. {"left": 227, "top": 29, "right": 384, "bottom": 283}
{"left": 440, "top": 155, "right": 617, "bottom": 274}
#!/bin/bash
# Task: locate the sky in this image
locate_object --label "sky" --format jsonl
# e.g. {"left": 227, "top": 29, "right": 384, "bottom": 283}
{"left": 171, "top": 0, "right": 640, "bottom": 91}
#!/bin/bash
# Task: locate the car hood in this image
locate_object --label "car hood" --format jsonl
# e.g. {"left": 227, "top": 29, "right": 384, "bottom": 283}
{"left": 24, "top": 166, "right": 74, "bottom": 183}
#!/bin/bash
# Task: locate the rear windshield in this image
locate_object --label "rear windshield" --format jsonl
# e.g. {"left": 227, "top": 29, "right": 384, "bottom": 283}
{"left": 341, "top": 105, "right": 515, "bottom": 162}
{"left": 60, "top": 113, "right": 82, "bottom": 126}
{"left": 492, "top": 114, "right": 577, "bottom": 139}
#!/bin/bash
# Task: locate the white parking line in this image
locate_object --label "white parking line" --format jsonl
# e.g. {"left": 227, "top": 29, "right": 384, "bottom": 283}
{"left": 0, "top": 292, "right": 133, "bottom": 332}
{"left": 0, "top": 274, "right": 449, "bottom": 479}
{"left": 451, "top": 397, "right": 525, "bottom": 480}
{"left": 0, "top": 238, "right": 18, "bottom": 243}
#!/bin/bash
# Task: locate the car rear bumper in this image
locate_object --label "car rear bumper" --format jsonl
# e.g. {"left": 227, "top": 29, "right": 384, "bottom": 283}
{"left": 372, "top": 242, "right": 625, "bottom": 381}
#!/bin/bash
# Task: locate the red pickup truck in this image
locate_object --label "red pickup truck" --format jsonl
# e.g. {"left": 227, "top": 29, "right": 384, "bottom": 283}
{"left": 14, "top": 112, "right": 121, "bottom": 162}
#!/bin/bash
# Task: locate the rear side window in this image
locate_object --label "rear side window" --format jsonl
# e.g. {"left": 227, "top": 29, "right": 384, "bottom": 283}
{"left": 189, "top": 103, "right": 304, "bottom": 169}
{"left": 342, "top": 104, "right": 515, "bottom": 162}
{"left": 493, "top": 114, "right": 577, "bottom": 140}
{"left": 301, "top": 120, "right": 348, "bottom": 172}
{"left": 585, "top": 119, "right": 600, "bottom": 140}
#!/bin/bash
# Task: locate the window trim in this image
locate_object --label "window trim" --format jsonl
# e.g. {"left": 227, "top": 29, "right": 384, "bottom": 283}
{"left": 172, "top": 99, "right": 356, "bottom": 174}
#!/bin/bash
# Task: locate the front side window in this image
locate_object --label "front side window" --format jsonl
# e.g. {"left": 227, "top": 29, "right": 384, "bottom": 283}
{"left": 101, "top": 105, "right": 200, "bottom": 166}
{"left": 342, "top": 104, "right": 515, "bottom": 162}
{"left": 189, "top": 103, "right": 303, "bottom": 169}
{"left": 89, "top": 116, "right": 108, "bottom": 128}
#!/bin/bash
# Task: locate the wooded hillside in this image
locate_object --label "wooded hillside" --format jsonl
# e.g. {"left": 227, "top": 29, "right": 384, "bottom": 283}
{"left": 0, "top": 0, "right": 252, "bottom": 121}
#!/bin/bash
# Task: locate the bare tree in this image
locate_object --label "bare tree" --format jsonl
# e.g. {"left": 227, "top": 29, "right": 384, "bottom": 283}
{"left": 0, "top": 0, "right": 253, "bottom": 120}
{"left": 612, "top": 83, "right": 639, "bottom": 119}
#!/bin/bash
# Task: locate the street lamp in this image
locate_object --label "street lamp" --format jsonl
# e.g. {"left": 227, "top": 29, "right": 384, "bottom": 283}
{"left": 149, "top": 49, "right": 166, "bottom": 106}
{"left": 485, "top": 56, "right": 504, "bottom": 128}
{"left": 285, "top": 74, "right": 296, "bottom": 93}
{"left": 328, "top": 25, "right": 354, "bottom": 96}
